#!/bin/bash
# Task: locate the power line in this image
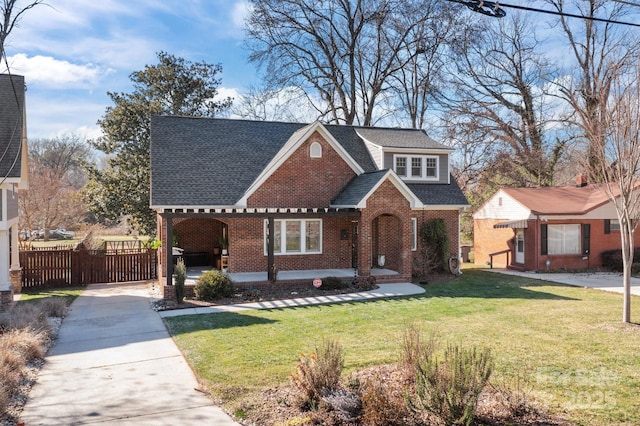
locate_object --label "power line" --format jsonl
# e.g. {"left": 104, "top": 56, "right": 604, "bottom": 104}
{"left": 447, "top": 0, "right": 640, "bottom": 27}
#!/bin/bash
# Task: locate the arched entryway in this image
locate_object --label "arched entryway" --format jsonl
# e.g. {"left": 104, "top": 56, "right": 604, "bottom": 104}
{"left": 173, "top": 218, "right": 228, "bottom": 268}
{"left": 371, "top": 214, "right": 402, "bottom": 272}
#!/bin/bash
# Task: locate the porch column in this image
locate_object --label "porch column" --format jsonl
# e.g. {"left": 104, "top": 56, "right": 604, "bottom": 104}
{"left": 165, "top": 214, "right": 174, "bottom": 285}
{"left": 267, "top": 216, "right": 275, "bottom": 281}
{"left": 10, "top": 223, "right": 21, "bottom": 294}
{"left": 0, "top": 229, "right": 12, "bottom": 312}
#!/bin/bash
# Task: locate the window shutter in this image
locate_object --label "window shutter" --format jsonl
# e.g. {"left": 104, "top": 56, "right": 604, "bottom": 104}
{"left": 541, "top": 224, "right": 548, "bottom": 255}
{"left": 582, "top": 224, "right": 591, "bottom": 255}
{"left": 604, "top": 219, "right": 611, "bottom": 234}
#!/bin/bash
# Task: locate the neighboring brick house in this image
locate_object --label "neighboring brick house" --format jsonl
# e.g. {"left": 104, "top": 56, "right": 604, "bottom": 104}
{"left": 473, "top": 176, "right": 640, "bottom": 271}
{"left": 150, "top": 117, "right": 468, "bottom": 290}
{"left": 0, "top": 74, "right": 29, "bottom": 311}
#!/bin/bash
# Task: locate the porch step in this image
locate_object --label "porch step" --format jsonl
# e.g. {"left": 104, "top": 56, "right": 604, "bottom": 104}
{"left": 374, "top": 275, "right": 411, "bottom": 284}
{"left": 506, "top": 264, "right": 526, "bottom": 272}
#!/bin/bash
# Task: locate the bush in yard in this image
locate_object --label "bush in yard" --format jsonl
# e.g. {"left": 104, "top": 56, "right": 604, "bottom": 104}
{"left": 194, "top": 270, "right": 235, "bottom": 301}
{"left": 291, "top": 339, "right": 344, "bottom": 409}
{"left": 360, "top": 371, "right": 408, "bottom": 426}
{"left": 409, "top": 343, "right": 493, "bottom": 426}
{"left": 39, "top": 297, "right": 68, "bottom": 318}
{"left": 174, "top": 257, "right": 187, "bottom": 303}
{"left": 321, "top": 276, "right": 347, "bottom": 290}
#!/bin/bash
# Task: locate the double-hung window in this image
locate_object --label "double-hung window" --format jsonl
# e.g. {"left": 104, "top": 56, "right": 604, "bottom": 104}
{"left": 547, "top": 224, "right": 580, "bottom": 255}
{"left": 394, "top": 154, "right": 439, "bottom": 180}
{"left": 265, "top": 219, "right": 322, "bottom": 255}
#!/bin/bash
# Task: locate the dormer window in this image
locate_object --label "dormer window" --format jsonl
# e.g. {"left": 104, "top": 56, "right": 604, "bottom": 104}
{"left": 394, "top": 154, "right": 439, "bottom": 180}
{"left": 310, "top": 141, "right": 322, "bottom": 158}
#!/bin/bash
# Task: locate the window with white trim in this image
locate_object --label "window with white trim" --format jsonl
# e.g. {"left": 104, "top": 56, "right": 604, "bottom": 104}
{"left": 310, "top": 141, "right": 322, "bottom": 158}
{"left": 265, "top": 219, "right": 322, "bottom": 255}
{"left": 548, "top": 224, "right": 580, "bottom": 255}
{"left": 411, "top": 218, "right": 417, "bottom": 251}
{"left": 611, "top": 219, "right": 620, "bottom": 231}
{"left": 393, "top": 154, "right": 439, "bottom": 180}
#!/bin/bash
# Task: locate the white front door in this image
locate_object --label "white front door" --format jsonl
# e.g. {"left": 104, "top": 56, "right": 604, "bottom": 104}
{"left": 515, "top": 230, "right": 525, "bottom": 264}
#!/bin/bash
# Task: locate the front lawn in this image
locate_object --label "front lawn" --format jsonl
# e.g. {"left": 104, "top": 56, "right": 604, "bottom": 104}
{"left": 165, "top": 270, "right": 640, "bottom": 425}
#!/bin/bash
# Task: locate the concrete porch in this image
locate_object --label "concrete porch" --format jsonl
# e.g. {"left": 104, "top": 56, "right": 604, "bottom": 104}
{"left": 183, "top": 267, "right": 402, "bottom": 285}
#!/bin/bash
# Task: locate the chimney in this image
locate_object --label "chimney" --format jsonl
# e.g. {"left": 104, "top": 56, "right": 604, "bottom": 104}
{"left": 576, "top": 173, "right": 588, "bottom": 187}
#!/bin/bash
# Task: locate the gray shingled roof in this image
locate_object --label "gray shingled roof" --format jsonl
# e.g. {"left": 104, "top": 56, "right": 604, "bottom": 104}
{"left": 407, "top": 178, "right": 469, "bottom": 206}
{"left": 0, "top": 74, "right": 24, "bottom": 178}
{"left": 356, "top": 127, "right": 450, "bottom": 150}
{"left": 151, "top": 116, "right": 467, "bottom": 208}
{"left": 331, "top": 170, "right": 389, "bottom": 206}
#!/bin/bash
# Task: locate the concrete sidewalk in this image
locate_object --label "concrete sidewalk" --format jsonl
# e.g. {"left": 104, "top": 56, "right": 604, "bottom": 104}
{"left": 159, "top": 282, "right": 426, "bottom": 318}
{"left": 20, "top": 282, "right": 238, "bottom": 425}
{"left": 490, "top": 269, "right": 640, "bottom": 296}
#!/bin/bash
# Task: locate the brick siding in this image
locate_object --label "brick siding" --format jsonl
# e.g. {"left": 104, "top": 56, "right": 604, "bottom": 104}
{"left": 247, "top": 130, "right": 356, "bottom": 208}
{"left": 473, "top": 219, "right": 515, "bottom": 267}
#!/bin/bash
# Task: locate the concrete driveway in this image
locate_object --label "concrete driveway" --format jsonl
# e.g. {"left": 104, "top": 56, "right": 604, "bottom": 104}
{"left": 20, "top": 282, "right": 237, "bottom": 425}
{"left": 491, "top": 269, "right": 640, "bottom": 296}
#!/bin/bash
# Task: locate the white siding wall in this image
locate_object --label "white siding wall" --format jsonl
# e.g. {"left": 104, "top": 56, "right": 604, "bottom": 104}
{"left": 473, "top": 189, "right": 531, "bottom": 220}
{"left": 365, "top": 142, "right": 383, "bottom": 170}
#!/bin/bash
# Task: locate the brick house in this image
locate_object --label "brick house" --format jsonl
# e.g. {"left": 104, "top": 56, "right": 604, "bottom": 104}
{"left": 473, "top": 176, "right": 640, "bottom": 271}
{"left": 0, "top": 74, "right": 29, "bottom": 311}
{"left": 150, "top": 117, "right": 468, "bottom": 290}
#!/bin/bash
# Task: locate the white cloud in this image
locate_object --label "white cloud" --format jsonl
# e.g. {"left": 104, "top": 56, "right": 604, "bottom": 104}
{"left": 3, "top": 54, "right": 111, "bottom": 89}
{"left": 232, "top": 2, "right": 252, "bottom": 33}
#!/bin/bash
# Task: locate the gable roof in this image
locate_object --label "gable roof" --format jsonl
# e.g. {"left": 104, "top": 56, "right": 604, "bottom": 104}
{"left": 356, "top": 127, "right": 450, "bottom": 150}
{"left": 331, "top": 170, "right": 421, "bottom": 208}
{"left": 407, "top": 178, "right": 469, "bottom": 207}
{"left": 500, "top": 185, "right": 612, "bottom": 215}
{"left": 151, "top": 116, "right": 467, "bottom": 209}
{"left": 238, "top": 122, "right": 365, "bottom": 205}
{"left": 0, "top": 74, "right": 25, "bottom": 180}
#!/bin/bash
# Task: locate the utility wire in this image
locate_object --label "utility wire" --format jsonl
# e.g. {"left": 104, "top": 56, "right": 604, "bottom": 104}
{"left": 447, "top": 0, "right": 640, "bottom": 27}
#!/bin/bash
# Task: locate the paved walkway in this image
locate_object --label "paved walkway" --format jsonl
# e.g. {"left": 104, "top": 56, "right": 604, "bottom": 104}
{"left": 159, "top": 283, "right": 426, "bottom": 318}
{"left": 20, "top": 282, "right": 238, "bottom": 425}
{"left": 21, "top": 280, "right": 425, "bottom": 424}
{"left": 489, "top": 269, "right": 640, "bottom": 296}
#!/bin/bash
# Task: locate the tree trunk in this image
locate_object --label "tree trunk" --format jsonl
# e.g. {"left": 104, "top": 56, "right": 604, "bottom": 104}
{"left": 621, "top": 221, "right": 633, "bottom": 323}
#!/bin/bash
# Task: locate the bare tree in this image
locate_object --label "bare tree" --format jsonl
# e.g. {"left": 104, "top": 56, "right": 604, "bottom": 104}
{"left": 544, "top": 0, "right": 640, "bottom": 180}
{"left": 233, "top": 84, "right": 318, "bottom": 122}
{"left": 246, "top": 0, "right": 459, "bottom": 126}
{"left": 587, "top": 61, "right": 640, "bottom": 323}
{"left": 1, "top": 0, "right": 44, "bottom": 58}
{"left": 19, "top": 134, "right": 92, "bottom": 239}
{"left": 442, "top": 14, "right": 567, "bottom": 187}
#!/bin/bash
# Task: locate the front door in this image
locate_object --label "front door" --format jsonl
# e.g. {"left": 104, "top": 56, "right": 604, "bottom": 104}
{"left": 515, "top": 230, "right": 525, "bottom": 264}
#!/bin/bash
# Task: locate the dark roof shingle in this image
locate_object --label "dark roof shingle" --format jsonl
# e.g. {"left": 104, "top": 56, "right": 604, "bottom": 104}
{"left": 0, "top": 74, "right": 24, "bottom": 178}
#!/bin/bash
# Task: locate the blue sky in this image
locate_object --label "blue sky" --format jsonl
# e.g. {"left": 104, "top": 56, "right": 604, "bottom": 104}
{"left": 2, "top": 0, "right": 254, "bottom": 139}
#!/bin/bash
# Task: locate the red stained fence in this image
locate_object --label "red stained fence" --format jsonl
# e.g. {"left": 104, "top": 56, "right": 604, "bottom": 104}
{"left": 20, "top": 249, "right": 157, "bottom": 289}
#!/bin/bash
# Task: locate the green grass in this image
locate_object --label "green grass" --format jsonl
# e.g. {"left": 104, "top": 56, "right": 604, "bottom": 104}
{"left": 17, "top": 287, "right": 83, "bottom": 306}
{"left": 165, "top": 270, "right": 640, "bottom": 425}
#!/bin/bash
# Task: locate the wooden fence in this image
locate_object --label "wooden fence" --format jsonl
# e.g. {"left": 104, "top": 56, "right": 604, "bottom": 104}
{"left": 20, "top": 248, "right": 157, "bottom": 289}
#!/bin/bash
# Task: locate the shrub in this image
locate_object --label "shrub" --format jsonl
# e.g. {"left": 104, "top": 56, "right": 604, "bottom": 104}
{"left": 39, "top": 297, "right": 68, "bottom": 318}
{"left": 399, "top": 324, "right": 437, "bottom": 378}
{"left": 0, "top": 303, "right": 50, "bottom": 334}
{"left": 352, "top": 276, "right": 376, "bottom": 291}
{"left": 410, "top": 343, "right": 493, "bottom": 426}
{"left": 360, "top": 372, "right": 407, "bottom": 426}
{"left": 321, "top": 276, "right": 347, "bottom": 290}
{"left": 601, "top": 247, "right": 640, "bottom": 271}
{"left": 174, "top": 257, "right": 187, "bottom": 303}
{"left": 291, "top": 339, "right": 344, "bottom": 409}
{"left": 194, "top": 270, "right": 235, "bottom": 301}
{"left": 320, "top": 388, "right": 361, "bottom": 422}
{"left": 416, "top": 218, "right": 450, "bottom": 275}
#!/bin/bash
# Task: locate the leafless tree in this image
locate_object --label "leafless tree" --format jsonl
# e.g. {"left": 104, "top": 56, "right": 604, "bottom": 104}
{"left": 246, "top": 0, "right": 461, "bottom": 126}
{"left": 587, "top": 61, "right": 640, "bottom": 323}
{"left": 544, "top": 0, "right": 640, "bottom": 180}
{"left": 233, "top": 83, "right": 318, "bottom": 122}
{"left": 20, "top": 134, "right": 92, "bottom": 239}
{"left": 0, "top": 0, "right": 44, "bottom": 58}
{"left": 441, "top": 14, "right": 567, "bottom": 187}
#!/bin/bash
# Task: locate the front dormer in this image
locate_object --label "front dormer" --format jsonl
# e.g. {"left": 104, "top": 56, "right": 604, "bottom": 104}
{"left": 355, "top": 127, "right": 452, "bottom": 184}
